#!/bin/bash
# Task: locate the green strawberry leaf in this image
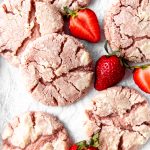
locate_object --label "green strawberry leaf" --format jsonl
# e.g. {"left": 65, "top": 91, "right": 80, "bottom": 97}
{"left": 64, "top": 6, "right": 78, "bottom": 17}
{"left": 89, "top": 132, "right": 100, "bottom": 148}
{"left": 73, "top": 132, "right": 100, "bottom": 150}
{"left": 77, "top": 140, "right": 88, "bottom": 150}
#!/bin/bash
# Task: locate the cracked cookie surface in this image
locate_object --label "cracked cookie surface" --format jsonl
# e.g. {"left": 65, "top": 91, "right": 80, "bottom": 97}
{"left": 41, "top": 0, "right": 90, "bottom": 13}
{"left": 0, "top": 0, "right": 63, "bottom": 66}
{"left": 104, "top": 0, "right": 150, "bottom": 62}
{"left": 85, "top": 87, "right": 150, "bottom": 150}
{"left": 2, "top": 112, "right": 70, "bottom": 150}
{"left": 21, "top": 33, "right": 93, "bottom": 106}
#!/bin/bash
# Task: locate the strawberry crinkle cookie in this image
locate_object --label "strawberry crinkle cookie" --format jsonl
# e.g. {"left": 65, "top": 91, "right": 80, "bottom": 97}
{"left": 21, "top": 33, "right": 93, "bottom": 106}
{"left": 85, "top": 87, "right": 150, "bottom": 150}
{"left": 104, "top": 0, "right": 150, "bottom": 62}
{"left": 42, "top": 0, "right": 91, "bottom": 13}
{"left": 2, "top": 112, "right": 71, "bottom": 150}
{"left": 0, "top": 0, "right": 63, "bottom": 66}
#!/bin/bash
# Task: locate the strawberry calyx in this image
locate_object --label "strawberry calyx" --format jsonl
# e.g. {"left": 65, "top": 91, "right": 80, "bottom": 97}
{"left": 64, "top": 7, "right": 87, "bottom": 17}
{"left": 76, "top": 140, "right": 88, "bottom": 150}
{"left": 129, "top": 64, "right": 150, "bottom": 70}
{"left": 104, "top": 41, "right": 150, "bottom": 70}
{"left": 64, "top": 7, "right": 78, "bottom": 17}
{"left": 89, "top": 132, "right": 99, "bottom": 147}
{"left": 104, "top": 41, "right": 121, "bottom": 56}
{"left": 70, "top": 132, "right": 100, "bottom": 150}
{"left": 121, "top": 60, "right": 150, "bottom": 70}
{"left": 104, "top": 41, "right": 127, "bottom": 68}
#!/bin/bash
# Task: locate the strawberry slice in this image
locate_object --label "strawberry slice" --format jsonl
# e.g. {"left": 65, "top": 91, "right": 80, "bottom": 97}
{"left": 64, "top": 7, "right": 101, "bottom": 43}
{"left": 133, "top": 66, "right": 150, "bottom": 94}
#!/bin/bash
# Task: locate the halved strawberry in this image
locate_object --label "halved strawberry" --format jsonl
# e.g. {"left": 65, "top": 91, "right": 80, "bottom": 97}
{"left": 64, "top": 7, "right": 101, "bottom": 43}
{"left": 133, "top": 66, "right": 150, "bottom": 94}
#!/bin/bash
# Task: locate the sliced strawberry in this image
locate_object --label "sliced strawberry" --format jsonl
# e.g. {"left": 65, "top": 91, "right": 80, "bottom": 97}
{"left": 133, "top": 66, "right": 150, "bottom": 94}
{"left": 65, "top": 7, "right": 101, "bottom": 43}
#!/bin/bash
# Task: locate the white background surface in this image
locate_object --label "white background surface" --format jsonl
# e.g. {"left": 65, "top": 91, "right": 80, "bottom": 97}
{"left": 0, "top": 0, "right": 150, "bottom": 149}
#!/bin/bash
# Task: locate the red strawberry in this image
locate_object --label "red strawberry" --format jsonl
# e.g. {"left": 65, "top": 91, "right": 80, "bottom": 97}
{"left": 64, "top": 7, "right": 101, "bottom": 43}
{"left": 70, "top": 133, "right": 100, "bottom": 150}
{"left": 70, "top": 144, "right": 78, "bottom": 150}
{"left": 87, "top": 146, "right": 99, "bottom": 150}
{"left": 95, "top": 55, "right": 125, "bottom": 91}
{"left": 133, "top": 65, "right": 150, "bottom": 94}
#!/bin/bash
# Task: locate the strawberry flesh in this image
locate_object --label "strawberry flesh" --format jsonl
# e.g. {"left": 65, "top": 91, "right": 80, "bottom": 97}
{"left": 133, "top": 66, "right": 150, "bottom": 94}
{"left": 95, "top": 55, "right": 125, "bottom": 91}
{"left": 69, "top": 9, "right": 101, "bottom": 43}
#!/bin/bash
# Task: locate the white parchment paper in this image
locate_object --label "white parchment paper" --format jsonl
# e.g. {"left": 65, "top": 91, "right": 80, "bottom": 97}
{"left": 0, "top": 0, "right": 150, "bottom": 149}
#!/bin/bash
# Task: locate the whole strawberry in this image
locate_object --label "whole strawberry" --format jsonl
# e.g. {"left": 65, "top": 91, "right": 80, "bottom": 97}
{"left": 70, "top": 145, "right": 98, "bottom": 150}
{"left": 87, "top": 146, "right": 98, "bottom": 150}
{"left": 95, "top": 55, "right": 125, "bottom": 91}
{"left": 70, "top": 144, "right": 78, "bottom": 150}
{"left": 69, "top": 133, "right": 99, "bottom": 150}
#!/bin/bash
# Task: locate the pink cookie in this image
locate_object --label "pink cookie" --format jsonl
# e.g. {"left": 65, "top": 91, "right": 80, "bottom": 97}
{"left": 21, "top": 33, "right": 93, "bottom": 106}
{"left": 104, "top": 0, "right": 150, "bottom": 62}
{"left": 43, "top": 0, "right": 91, "bottom": 13}
{"left": 2, "top": 112, "right": 70, "bottom": 150}
{"left": 85, "top": 87, "right": 150, "bottom": 150}
{"left": 0, "top": 0, "right": 63, "bottom": 66}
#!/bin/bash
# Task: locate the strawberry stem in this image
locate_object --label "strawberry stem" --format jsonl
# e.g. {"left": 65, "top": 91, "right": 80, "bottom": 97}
{"left": 129, "top": 64, "right": 150, "bottom": 70}
{"left": 104, "top": 41, "right": 119, "bottom": 54}
{"left": 64, "top": 6, "right": 78, "bottom": 17}
{"left": 120, "top": 58, "right": 150, "bottom": 70}
{"left": 104, "top": 41, "right": 121, "bottom": 56}
{"left": 103, "top": 41, "right": 150, "bottom": 70}
{"left": 78, "top": 7, "right": 87, "bottom": 10}
{"left": 104, "top": 40, "right": 111, "bottom": 55}
{"left": 121, "top": 58, "right": 131, "bottom": 69}
{"left": 107, "top": 51, "right": 120, "bottom": 57}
